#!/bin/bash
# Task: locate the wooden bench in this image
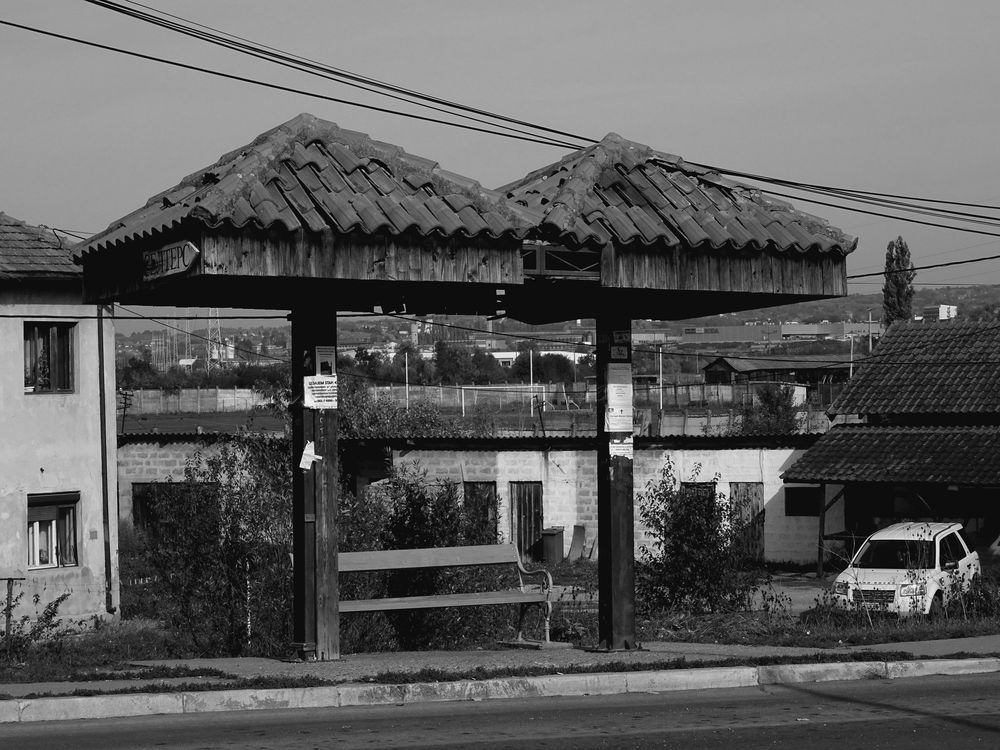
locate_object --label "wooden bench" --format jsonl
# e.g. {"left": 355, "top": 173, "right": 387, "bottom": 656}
{"left": 338, "top": 543, "right": 553, "bottom": 642}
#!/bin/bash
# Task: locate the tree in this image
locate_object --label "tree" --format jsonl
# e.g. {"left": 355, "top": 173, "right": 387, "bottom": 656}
{"left": 882, "top": 236, "right": 916, "bottom": 326}
{"left": 730, "top": 383, "right": 800, "bottom": 436}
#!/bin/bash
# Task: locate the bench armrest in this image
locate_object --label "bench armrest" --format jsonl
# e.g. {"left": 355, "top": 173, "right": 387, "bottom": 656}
{"left": 515, "top": 558, "right": 553, "bottom": 593}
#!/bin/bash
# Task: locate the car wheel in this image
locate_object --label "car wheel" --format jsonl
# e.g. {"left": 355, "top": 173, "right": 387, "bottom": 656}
{"left": 928, "top": 593, "right": 945, "bottom": 620}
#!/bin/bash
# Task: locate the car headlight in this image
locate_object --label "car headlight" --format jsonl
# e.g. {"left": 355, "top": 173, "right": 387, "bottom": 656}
{"left": 899, "top": 582, "right": 926, "bottom": 597}
{"left": 832, "top": 581, "right": 850, "bottom": 596}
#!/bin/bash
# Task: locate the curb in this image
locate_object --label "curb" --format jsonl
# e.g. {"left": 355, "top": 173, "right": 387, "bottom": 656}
{"left": 4, "top": 658, "right": 1000, "bottom": 723}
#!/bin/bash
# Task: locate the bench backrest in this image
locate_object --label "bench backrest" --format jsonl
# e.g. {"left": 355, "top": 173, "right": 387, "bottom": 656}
{"left": 339, "top": 543, "right": 521, "bottom": 573}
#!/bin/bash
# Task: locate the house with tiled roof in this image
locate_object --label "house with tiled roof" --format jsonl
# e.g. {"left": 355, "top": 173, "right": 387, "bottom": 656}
{"left": 0, "top": 212, "right": 119, "bottom": 620}
{"left": 783, "top": 319, "right": 1000, "bottom": 572}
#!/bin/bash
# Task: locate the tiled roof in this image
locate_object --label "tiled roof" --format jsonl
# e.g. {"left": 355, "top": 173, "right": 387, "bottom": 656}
{"left": 705, "top": 354, "right": 852, "bottom": 373}
{"left": 81, "top": 114, "right": 533, "bottom": 255}
{"left": 782, "top": 424, "right": 1000, "bottom": 485}
{"left": 830, "top": 320, "right": 1000, "bottom": 417}
{"left": 0, "top": 212, "right": 79, "bottom": 279}
{"left": 499, "top": 134, "right": 857, "bottom": 254}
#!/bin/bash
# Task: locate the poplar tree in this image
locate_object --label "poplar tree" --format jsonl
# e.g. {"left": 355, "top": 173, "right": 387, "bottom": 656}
{"left": 882, "top": 236, "right": 916, "bottom": 326}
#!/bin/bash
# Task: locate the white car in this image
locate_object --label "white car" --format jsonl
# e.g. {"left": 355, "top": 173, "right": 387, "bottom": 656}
{"left": 831, "top": 522, "right": 980, "bottom": 616}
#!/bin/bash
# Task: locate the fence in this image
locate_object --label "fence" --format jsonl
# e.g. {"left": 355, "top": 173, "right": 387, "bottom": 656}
{"left": 119, "top": 387, "right": 268, "bottom": 415}
{"left": 372, "top": 383, "right": 588, "bottom": 414}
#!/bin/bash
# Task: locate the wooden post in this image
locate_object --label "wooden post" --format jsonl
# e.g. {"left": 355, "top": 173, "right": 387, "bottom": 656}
{"left": 291, "top": 307, "right": 340, "bottom": 660}
{"left": 596, "top": 315, "right": 637, "bottom": 650}
{"left": 817, "top": 482, "right": 826, "bottom": 578}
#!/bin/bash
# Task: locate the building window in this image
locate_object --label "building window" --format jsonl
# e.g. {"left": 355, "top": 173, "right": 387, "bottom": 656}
{"left": 24, "top": 322, "right": 75, "bottom": 393}
{"left": 27, "top": 492, "right": 79, "bottom": 569}
{"left": 784, "top": 485, "right": 823, "bottom": 517}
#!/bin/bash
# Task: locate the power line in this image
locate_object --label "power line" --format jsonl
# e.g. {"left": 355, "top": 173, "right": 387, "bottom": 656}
{"left": 0, "top": 19, "right": 574, "bottom": 150}
{"left": 84, "top": 0, "right": 587, "bottom": 150}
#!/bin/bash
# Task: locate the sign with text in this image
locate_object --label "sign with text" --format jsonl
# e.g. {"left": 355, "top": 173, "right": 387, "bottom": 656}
{"left": 304, "top": 374, "right": 338, "bottom": 410}
{"left": 142, "top": 241, "right": 200, "bottom": 282}
{"left": 605, "top": 363, "right": 633, "bottom": 432}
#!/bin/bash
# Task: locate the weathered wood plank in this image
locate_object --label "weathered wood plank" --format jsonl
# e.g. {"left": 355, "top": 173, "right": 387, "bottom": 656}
{"left": 340, "top": 589, "right": 547, "bottom": 612}
{"left": 339, "top": 544, "right": 522, "bottom": 572}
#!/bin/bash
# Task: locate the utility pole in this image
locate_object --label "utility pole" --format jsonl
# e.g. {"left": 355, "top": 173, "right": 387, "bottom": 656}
{"left": 867, "top": 309, "right": 874, "bottom": 354}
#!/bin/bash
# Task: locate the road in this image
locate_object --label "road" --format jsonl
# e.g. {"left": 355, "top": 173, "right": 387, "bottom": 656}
{"left": 3, "top": 673, "right": 1000, "bottom": 749}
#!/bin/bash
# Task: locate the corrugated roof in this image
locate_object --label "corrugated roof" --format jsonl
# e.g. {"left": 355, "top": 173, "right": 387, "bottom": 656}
{"left": 705, "top": 354, "right": 852, "bottom": 373}
{"left": 782, "top": 424, "right": 1000, "bottom": 485}
{"left": 500, "top": 133, "right": 857, "bottom": 254}
{"left": 830, "top": 320, "right": 1000, "bottom": 417}
{"left": 0, "top": 212, "right": 79, "bottom": 279}
{"left": 80, "top": 114, "right": 534, "bottom": 255}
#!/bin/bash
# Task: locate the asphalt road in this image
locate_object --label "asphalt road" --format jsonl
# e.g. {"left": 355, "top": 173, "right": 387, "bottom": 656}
{"left": 3, "top": 673, "right": 1000, "bottom": 749}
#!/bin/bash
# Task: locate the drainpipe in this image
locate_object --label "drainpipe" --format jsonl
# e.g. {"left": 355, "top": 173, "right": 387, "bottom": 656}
{"left": 97, "top": 305, "right": 116, "bottom": 614}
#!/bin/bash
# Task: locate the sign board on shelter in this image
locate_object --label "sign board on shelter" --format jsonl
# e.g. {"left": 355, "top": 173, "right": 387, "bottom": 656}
{"left": 142, "top": 241, "right": 200, "bottom": 282}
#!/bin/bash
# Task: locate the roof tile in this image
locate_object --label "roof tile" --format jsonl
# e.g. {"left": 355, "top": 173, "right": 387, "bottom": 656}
{"left": 830, "top": 320, "right": 1000, "bottom": 417}
{"left": 782, "top": 424, "right": 1000, "bottom": 485}
{"left": 500, "top": 133, "right": 856, "bottom": 255}
{"left": 0, "top": 212, "right": 80, "bottom": 279}
{"left": 80, "top": 114, "right": 528, "bottom": 256}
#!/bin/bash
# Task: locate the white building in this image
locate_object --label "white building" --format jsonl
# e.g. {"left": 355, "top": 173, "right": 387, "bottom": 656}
{"left": 0, "top": 213, "right": 119, "bottom": 620}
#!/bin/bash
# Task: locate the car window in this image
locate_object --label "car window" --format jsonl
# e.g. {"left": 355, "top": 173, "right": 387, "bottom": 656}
{"left": 854, "top": 539, "right": 934, "bottom": 569}
{"left": 939, "top": 533, "right": 964, "bottom": 567}
{"left": 957, "top": 529, "right": 974, "bottom": 554}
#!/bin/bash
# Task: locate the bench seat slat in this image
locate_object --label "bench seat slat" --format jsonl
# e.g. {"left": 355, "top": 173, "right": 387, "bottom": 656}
{"left": 340, "top": 589, "right": 547, "bottom": 613}
{"left": 339, "top": 544, "right": 523, "bottom": 573}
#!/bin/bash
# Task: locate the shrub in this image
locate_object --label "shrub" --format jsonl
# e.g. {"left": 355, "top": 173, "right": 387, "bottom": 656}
{"left": 636, "top": 459, "right": 771, "bottom": 614}
{"left": 121, "top": 430, "right": 292, "bottom": 657}
{"left": 1, "top": 588, "right": 72, "bottom": 663}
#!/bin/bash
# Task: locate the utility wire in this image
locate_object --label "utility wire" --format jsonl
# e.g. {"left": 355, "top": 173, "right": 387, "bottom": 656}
{"left": 83, "top": 0, "right": 585, "bottom": 150}
{"left": 0, "top": 19, "right": 574, "bottom": 150}
{"left": 112, "top": 0, "right": 596, "bottom": 147}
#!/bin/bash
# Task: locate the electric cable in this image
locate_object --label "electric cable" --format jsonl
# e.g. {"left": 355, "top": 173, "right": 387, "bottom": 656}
{"left": 0, "top": 19, "right": 574, "bottom": 150}
{"left": 83, "top": 0, "right": 587, "bottom": 150}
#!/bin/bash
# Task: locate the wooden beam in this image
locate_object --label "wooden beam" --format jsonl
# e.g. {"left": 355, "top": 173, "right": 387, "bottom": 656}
{"left": 596, "top": 314, "right": 637, "bottom": 650}
{"left": 291, "top": 306, "right": 340, "bottom": 660}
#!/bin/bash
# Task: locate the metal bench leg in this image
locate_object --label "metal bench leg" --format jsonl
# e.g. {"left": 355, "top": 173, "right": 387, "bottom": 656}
{"left": 543, "top": 600, "right": 551, "bottom": 643}
{"left": 516, "top": 603, "right": 527, "bottom": 641}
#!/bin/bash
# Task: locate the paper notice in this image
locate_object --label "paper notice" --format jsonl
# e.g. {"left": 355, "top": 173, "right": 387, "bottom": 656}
{"left": 304, "top": 374, "right": 338, "bottom": 409}
{"left": 299, "top": 440, "right": 322, "bottom": 470}
{"left": 609, "top": 437, "right": 633, "bottom": 460}
{"left": 605, "top": 408, "right": 633, "bottom": 432}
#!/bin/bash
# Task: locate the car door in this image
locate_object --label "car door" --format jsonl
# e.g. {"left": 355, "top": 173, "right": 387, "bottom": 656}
{"left": 939, "top": 532, "right": 972, "bottom": 591}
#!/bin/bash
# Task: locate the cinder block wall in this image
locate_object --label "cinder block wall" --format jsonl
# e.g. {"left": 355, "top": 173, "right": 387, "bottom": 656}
{"left": 393, "top": 445, "right": 836, "bottom": 564}
{"left": 117, "top": 439, "right": 218, "bottom": 525}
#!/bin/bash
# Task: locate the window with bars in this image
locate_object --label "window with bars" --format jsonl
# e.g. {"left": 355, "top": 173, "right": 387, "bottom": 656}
{"left": 24, "top": 322, "right": 75, "bottom": 393}
{"left": 27, "top": 492, "right": 79, "bottom": 569}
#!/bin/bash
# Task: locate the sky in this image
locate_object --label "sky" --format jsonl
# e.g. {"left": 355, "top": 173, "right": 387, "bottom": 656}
{"left": 3, "top": 1, "right": 1000, "bottom": 333}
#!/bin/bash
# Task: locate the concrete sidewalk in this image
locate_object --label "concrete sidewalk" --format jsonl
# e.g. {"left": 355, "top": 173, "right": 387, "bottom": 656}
{"left": 2, "top": 635, "right": 1000, "bottom": 723}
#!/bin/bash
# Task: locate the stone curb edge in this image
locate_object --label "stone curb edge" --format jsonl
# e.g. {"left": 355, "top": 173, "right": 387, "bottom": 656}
{"left": 3, "top": 658, "right": 999, "bottom": 724}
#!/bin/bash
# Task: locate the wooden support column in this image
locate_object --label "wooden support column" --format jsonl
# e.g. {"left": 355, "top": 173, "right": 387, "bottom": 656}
{"left": 291, "top": 306, "right": 340, "bottom": 660}
{"left": 596, "top": 315, "right": 637, "bottom": 650}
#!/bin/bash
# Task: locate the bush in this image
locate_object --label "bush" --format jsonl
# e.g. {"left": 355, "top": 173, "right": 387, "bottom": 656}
{"left": 1, "top": 588, "right": 72, "bottom": 663}
{"left": 121, "top": 431, "right": 292, "bottom": 657}
{"left": 636, "top": 459, "right": 771, "bottom": 614}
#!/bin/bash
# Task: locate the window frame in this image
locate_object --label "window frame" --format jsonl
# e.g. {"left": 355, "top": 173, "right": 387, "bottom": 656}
{"left": 23, "top": 321, "right": 76, "bottom": 394}
{"left": 27, "top": 491, "right": 79, "bottom": 569}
